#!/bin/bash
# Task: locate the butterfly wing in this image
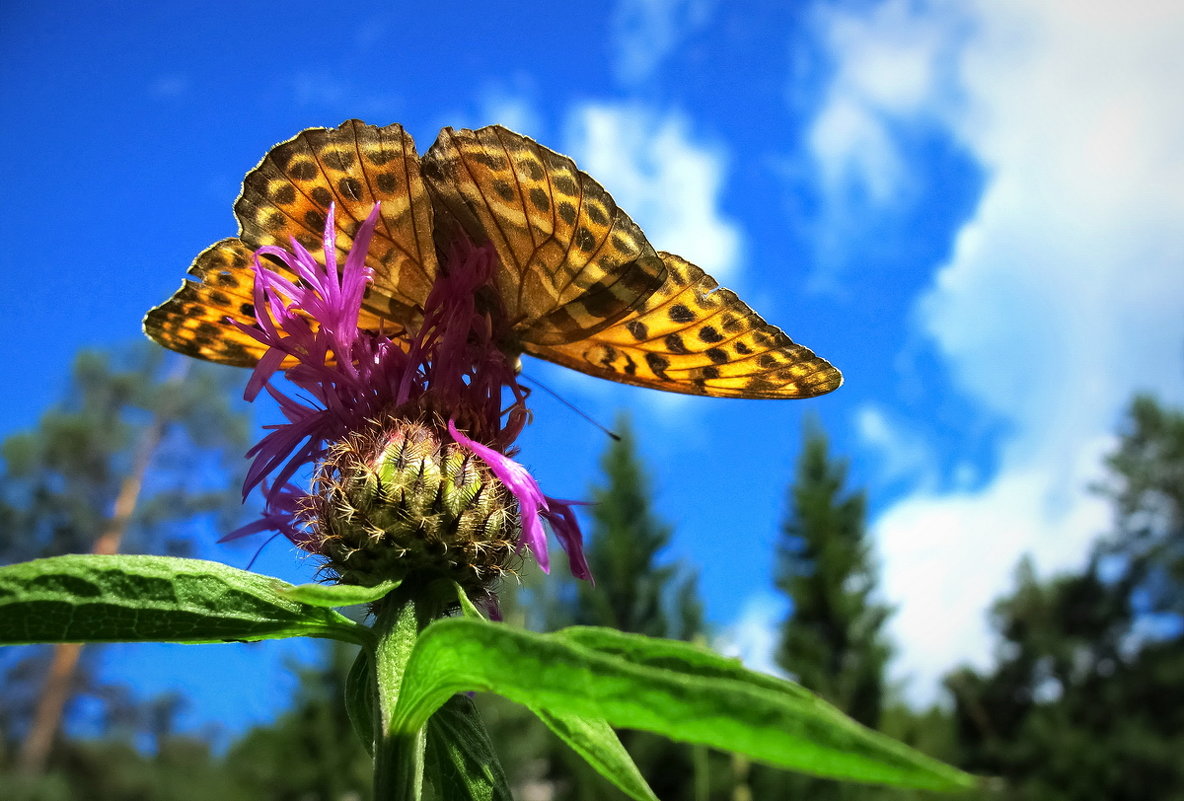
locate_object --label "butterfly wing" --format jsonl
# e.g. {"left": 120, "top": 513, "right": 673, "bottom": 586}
{"left": 420, "top": 125, "right": 667, "bottom": 346}
{"left": 530, "top": 253, "right": 843, "bottom": 398}
{"left": 235, "top": 119, "right": 438, "bottom": 325}
{"left": 143, "top": 238, "right": 273, "bottom": 367}
{"left": 146, "top": 120, "right": 840, "bottom": 398}
{"left": 144, "top": 120, "right": 438, "bottom": 365}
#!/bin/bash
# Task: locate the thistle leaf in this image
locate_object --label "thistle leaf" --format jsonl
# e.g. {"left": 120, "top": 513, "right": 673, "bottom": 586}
{"left": 393, "top": 619, "right": 977, "bottom": 792}
{"left": 0, "top": 555, "right": 369, "bottom": 646}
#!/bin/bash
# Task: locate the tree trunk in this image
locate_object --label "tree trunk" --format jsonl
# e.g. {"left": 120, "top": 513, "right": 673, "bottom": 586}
{"left": 16, "top": 414, "right": 165, "bottom": 774}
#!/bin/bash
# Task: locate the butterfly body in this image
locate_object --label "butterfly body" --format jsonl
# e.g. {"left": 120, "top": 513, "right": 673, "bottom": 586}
{"left": 145, "top": 120, "right": 841, "bottom": 399}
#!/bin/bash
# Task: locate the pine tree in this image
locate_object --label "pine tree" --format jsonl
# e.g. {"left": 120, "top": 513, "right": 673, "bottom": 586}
{"left": 774, "top": 423, "right": 890, "bottom": 727}
{"left": 757, "top": 423, "right": 892, "bottom": 801}
{"left": 224, "top": 642, "right": 372, "bottom": 801}
{"left": 570, "top": 415, "right": 701, "bottom": 641}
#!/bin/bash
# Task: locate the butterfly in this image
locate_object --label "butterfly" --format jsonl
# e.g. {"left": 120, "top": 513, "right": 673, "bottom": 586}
{"left": 144, "top": 119, "right": 841, "bottom": 399}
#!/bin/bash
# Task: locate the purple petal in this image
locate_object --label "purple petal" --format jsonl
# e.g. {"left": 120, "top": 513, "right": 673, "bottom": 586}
{"left": 542, "top": 499, "right": 593, "bottom": 583}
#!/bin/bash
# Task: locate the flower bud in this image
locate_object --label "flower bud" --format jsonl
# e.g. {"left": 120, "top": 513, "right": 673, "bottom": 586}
{"left": 309, "top": 417, "right": 520, "bottom": 594}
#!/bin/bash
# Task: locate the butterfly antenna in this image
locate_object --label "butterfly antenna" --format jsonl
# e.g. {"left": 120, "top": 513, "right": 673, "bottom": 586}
{"left": 521, "top": 375, "right": 620, "bottom": 441}
{"left": 245, "top": 532, "right": 284, "bottom": 571}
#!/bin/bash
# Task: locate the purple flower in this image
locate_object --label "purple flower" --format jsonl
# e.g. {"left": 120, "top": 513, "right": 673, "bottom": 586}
{"left": 227, "top": 203, "right": 588, "bottom": 588}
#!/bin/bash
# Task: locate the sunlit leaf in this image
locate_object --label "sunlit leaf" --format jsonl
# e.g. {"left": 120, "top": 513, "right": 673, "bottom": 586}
{"left": 394, "top": 620, "right": 977, "bottom": 792}
{"left": 0, "top": 555, "right": 369, "bottom": 646}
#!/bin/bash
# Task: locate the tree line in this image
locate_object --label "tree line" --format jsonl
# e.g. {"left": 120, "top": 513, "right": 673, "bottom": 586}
{"left": 1, "top": 345, "right": 1181, "bottom": 800}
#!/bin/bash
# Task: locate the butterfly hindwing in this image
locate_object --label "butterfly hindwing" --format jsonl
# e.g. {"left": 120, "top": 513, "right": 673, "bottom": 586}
{"left": 421, "top": 125, "right": 667, "bottom": 346}
{"left": 143, "top": 238, "right": 273, "bottom": 367}
{"left": 144, "top": 233, "right": 397, "bottom": 368}
{"left": 235, "top": 119, "right": 438, "bottom": 328}
{"left": 530, "top": 253, "right": 843, "bottom": 398}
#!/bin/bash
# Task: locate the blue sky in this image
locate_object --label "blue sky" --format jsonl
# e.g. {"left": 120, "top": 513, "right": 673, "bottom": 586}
{"left": 2, "top": 0, "right": 1182, "bottom": 736}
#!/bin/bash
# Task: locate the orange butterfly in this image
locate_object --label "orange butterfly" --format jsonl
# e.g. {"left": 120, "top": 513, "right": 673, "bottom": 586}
{"left": 144, "top": 120, "right": 841, "bottom": 399}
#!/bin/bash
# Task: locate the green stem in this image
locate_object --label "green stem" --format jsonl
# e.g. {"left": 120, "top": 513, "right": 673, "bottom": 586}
{"left": 693, "top": 743, "right": 710, "bottom": 801}
{"left": 371, "top": 585, "right": 438, "bottom": 801}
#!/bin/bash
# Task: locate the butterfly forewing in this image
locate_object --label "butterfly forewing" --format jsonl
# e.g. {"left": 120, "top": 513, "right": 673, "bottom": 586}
{"left": 421, "top": 126, "right": 667, "bottom": 346}
{"left": 234, "top": 119, "right": 438, "bottom": 327}
{"left": 531, "top": 253, "right": 843, "bottom": 398}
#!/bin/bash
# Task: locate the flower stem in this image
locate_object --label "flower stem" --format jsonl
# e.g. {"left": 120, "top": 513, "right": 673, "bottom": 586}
{"left": 371, "top": 585, "right": 438, "bottom": 801}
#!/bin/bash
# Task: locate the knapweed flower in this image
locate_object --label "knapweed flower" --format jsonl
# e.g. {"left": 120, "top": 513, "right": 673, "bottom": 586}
{"left": 225, "top": 202, "right": 589, "bottom": 599}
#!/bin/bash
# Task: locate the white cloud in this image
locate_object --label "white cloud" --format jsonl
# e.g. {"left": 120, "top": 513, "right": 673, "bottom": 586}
{"left": 456, "top": 79, "right": 546, "bottom": 137}
{"left": 854, "top": 404, "right": 936, "bottom": 488}
{"left": 877, "top": 434, "right": 1115, "bottom": 699}
{"left": 802, "top": 0, "right": 1184, "bottom": 702}
{"left": 805, "top": 0, "right": 956, "bottom": 198}
{"left": 611, "top": 0, "right": 715, "bottom": 85}
{"left": 437, "top": 95, "right": 741, "bottom": 417}
{"left": 437, "top": 96, "right": 743, "bottom": 287}
{"left": 808, "top": 97, "right": 906, "bottom": 207}
{"left": 564, "top": 103, "right": 742, "bottom": 281}
{"left": 478, "top": 94, "right": 543, "bottom": 138}
{"left": 715, "top": 592, "right": 789, "bottom": 679}
{"left": 799, "top": 0, "right": 963, "bottom": 288}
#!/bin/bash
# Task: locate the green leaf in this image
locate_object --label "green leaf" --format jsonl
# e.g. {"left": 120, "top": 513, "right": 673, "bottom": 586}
{"left": 0, "top": 555, "right": 370, "bottom": 646}
{"left": 555, "top": 626, "right": 815, "bottom": 701}
{"left": 394, "top": 620, "right": 977, "bottom": 792}
{"left": 283, "top": 579, "right": 401, "bottom": 607}
{"left": 424, "top": 694, "right": 512, "bottom": 801}
{"left": 532, "top": 707, "right": 658, "bottom": 801}
{"left": 346, "top": 646, "right": 377, "bottom": 755}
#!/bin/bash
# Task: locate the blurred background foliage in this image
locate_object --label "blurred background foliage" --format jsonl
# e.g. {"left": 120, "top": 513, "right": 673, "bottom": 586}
{"left": 1, "top": 345, "right": 1181, "bottom": 800}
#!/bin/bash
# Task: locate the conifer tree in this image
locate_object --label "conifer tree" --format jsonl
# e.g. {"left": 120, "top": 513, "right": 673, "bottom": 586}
{"left": 756, "top": 423, "right": 893, "bottom": 801}
{"left": 225, "top": 642, "right": 372, "bottom": 801}
{"left": 774, "top": 423, "right": 890, "bottom": 727}
{"left": 538, "top": 415, "right": 709, "bottom": 800}
{"left": 570, "top": 416, "right": 702, "bottom": 641}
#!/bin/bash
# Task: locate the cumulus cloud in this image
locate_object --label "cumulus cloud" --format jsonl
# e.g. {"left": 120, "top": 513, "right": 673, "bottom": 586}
{"left": 805, "top": 0, "right": 956, "bottom": 199}
{"left": 877, "top": 434, "right": 1116, "bottom": 697}
{"left": 564, "top": 103, "right": 742, "bottom": 281}
{"left": 799, "top": 0, "right": 964, "bottom": 287}
{"left": 854, "top": 404, "right": 936, "bottom": 488}
{"left": 544, "top": 103, "right": 744, "bottom": 415}
{"left": 148, "top": 74, "right": 189, "bottom": 98}
{"left": 477, "top": 92, "right": 543, "bottom": 138}
{"left": 804, "top": 0, "right": 1184, "bottom": 701}
{"left": 432, "top": 82, "right": 548, "bottom": 145}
